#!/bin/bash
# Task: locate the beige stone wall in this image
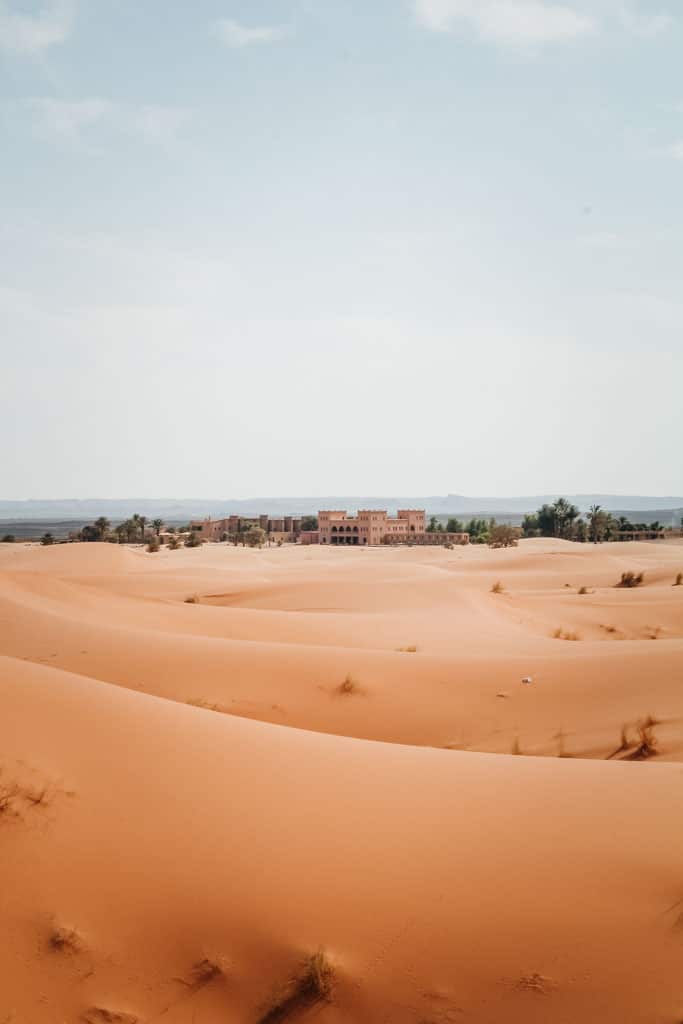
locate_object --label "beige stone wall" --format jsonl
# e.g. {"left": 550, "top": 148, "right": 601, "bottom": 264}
{"left": 319, "top": 509, "right": 428, "bottom": 546}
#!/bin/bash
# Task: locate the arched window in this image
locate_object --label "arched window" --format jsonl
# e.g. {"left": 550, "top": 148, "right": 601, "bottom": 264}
{"left": 331, "top": 526, "right": 337, "bottom": 533}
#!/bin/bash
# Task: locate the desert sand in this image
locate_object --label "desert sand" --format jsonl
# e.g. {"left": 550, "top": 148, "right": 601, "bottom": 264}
{"left": 1, "top": 537, "right": 682, "bottom": 1022}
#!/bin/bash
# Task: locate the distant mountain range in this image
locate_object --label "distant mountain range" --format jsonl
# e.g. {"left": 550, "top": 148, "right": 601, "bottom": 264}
{"left": 1, "top": 494, "right": 682, "bottom": 522}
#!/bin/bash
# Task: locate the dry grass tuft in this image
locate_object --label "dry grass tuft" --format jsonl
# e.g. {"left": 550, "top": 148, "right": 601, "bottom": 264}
{"left": 626, "top": 716, "right": 659, "bottom": 760}
{"left": 184, "top": 594, "right": 200, "bottom": 604}
{"left": 516, "top": 972, "right": 551, "bottom": 994}
{"left": 616, "top": 571, "right": 644, "bottom": 588}
{"left": 607, "top": 722, "right": 632, "bottom": 760}
{"left": 608, "top": 716, "right": 659, "bottom": 760}
{"left": 258, "top": 949, "right": 334, "bottom": 1023}
{"left": 0, "top": 782, "right": 19, "bottom": 816}
{"left": 511, "top": 737, "right": 522, "bottom": 756}
{"left": 49, "top": 923, "right": 81, "bottom": 954}
{"left": 552, "top": 627, "right": 580, "bottom": 641}
{"left": 25, "top": 784, "right": 49, "bottom": 806}
{"left": 645, "top": 625, "right": 662, "bottom": 640}
{"left": 578, "top": 586, "right": 590, "bottom": 595}
{"left": 338, "top": 675, "right": 358, "bottom": 696}
{"left": 491, "top": 580, "right": 504, "bottom": 594}
{"left": 555, "top": 729, "right": 572, "bottom": 758}
{"left": 185, "top": 957, "right": 227, "bottom": 988}
{"left": 82, "top": 1009, "right": 138, "bottom": 1024}
{"left": 186, "top": 697, "right": 229, "bottom": 714}
{"left": 674, "top": 572, "right": 683, "bottom": 587}
{"left": 396, "top": 645, "right": 418, "bottom": 653}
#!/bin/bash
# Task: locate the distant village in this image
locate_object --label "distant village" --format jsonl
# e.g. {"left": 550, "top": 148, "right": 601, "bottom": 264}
{"left": 187, "top": 509, "right": 469, "bottom": 547}
{"left": 2, "top": 497, "right": 676, "bottom": 549}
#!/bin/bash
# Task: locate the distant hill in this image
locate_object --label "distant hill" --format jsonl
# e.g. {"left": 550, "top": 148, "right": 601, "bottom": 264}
{"left": 1, "top": 494, "right": 682, "bottom": 522}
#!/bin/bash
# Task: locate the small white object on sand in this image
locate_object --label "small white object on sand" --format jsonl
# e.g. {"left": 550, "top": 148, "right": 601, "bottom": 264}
{"left": 522, "top": 676, "right": 533, "bottom": 685}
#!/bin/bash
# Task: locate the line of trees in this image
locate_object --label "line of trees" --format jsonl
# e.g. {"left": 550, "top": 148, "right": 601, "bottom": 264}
{"left": 427, "top": 515, "right": 500, "bottom": 544}
{"left": 522, "top": 499, "right": 667, "bottom": 543}
{"left": 74, "top": 515, "right": 168, "bottom": 544}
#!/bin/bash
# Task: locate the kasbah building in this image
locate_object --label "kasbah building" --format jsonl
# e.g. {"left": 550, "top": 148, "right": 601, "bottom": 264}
{"left": 190, "top": 510, "right": 469, "bottom": 547}
{"left": 317, "top": 509, "right": 468, "bottom": 545}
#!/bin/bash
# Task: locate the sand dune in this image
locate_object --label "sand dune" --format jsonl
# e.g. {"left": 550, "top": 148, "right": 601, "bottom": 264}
{"left": 1, "top": 538, "right": 682, "bottom": 1021}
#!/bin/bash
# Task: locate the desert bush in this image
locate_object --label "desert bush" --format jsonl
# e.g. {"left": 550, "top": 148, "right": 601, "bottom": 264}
{"left": 674, "top": 573, "right": 682, "bottom": 587}
{"left": 396, "top": 645, "right": 418, "bottom": 653}
{"left": 616, "top": 571, "right": 644, "bottom": 588}
{"left": 49, "top": 924, "right": 81, "bottom": 953}
{"left": 488, "top": 524, "right": 520, "bottom": 549}
{"left": 338, "top": 674, "right": 358, "bottom": 695}
{"left": 40, "top": 532, "right": 55, "bottom": 546}
{"left": 258, "top": 949, "right": 334, "bottom": 1024}
{"left": 608, "top": 716, "right": 659, "bottom": 760}
{"left": 146, "top": 537, "right": 160, "bottom": 553}
{"left": 0, "top": 781, "right": 19, "bottom": 815}
{"left": 184, "top": 594, "right": 199, "bottom": 604}
{"left": 186, "top": 697, "right": 227, "bottom": 713}
{"left": 491, "top": 580, "right": 504, "bottom": 594}
{"left": 244, "top": 526, "right": 266, "bottom": 548}
{"left": 444, "top": 541, "right": 454, "bottom": 549}
{"left": 185, "top": 532, "right": 202, "bottom": 548}
{"left": 1, "top": 534, "right": 15, "bottom": 543}
{"left": 627, "top": 716, "right": 659, "bottom": 760}
{"left": 578, "top": 586, "right": 589, "bottom": 595}
{"left": 187, "top": 957, "right": 226, "bottom": 987}
{"left": 168, "top": 536, "right": 180, "bottom": 550}
{"left": 552, "top": 627, "right": 580, "bottom": 641}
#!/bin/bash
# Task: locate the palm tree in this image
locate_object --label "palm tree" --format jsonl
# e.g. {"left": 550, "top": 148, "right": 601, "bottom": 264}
{"left": 94, "top": 516, "right": 110, "bottom": 541}
{"left": 587, "top": 504, "right": 602, "bottom": 543}
{"left": 139, "top": 515, "right": 147, "bottom": 543}
{"left": 552, "top": 497, "right": 579, "bottom": 539}
{"left": 152, "top": 518, "right": 163, "bottom": 537}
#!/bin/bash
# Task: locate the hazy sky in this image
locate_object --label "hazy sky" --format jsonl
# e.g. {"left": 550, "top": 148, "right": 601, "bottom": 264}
{"left": 2, "top": 0, "right": 682, "bottom": 499}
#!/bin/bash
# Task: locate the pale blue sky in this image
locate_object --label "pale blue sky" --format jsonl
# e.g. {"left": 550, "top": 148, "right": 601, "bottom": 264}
{"left": 1, "top": 0, "right": 682, "bottom": 499}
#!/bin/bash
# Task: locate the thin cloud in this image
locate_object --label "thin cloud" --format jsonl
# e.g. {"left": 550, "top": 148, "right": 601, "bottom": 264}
{"left": 0, "top": 0, "right": 75, "bottom": 55}
{"left": 18, "top": 97, "right": 188, "bottom": 146}
{"left": 212, "top": 17, "right": 288, "bottom": 48}
{"left": 413, "top": 0, "right": 596, "bottom": 46}
{"left": 413, "top": 0, "right": 676, "bottom": 46}
{"left": 615, "top": 3, "right": 673, "bottom": 37}
{"left": 130, "top": 105, "right": 189, "bottom": 146}
{"left": 25, "top": 97, "right": 113, "bottom": 138}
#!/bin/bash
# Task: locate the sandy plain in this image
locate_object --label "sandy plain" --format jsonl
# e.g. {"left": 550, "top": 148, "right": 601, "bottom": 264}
{"left": 1, "top": 537, "right": 682, "bottom": 1022}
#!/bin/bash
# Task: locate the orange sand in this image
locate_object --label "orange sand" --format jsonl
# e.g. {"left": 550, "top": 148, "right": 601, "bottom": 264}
{"left": 1, "top": 538, "right": 682, "bottom": 1022}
